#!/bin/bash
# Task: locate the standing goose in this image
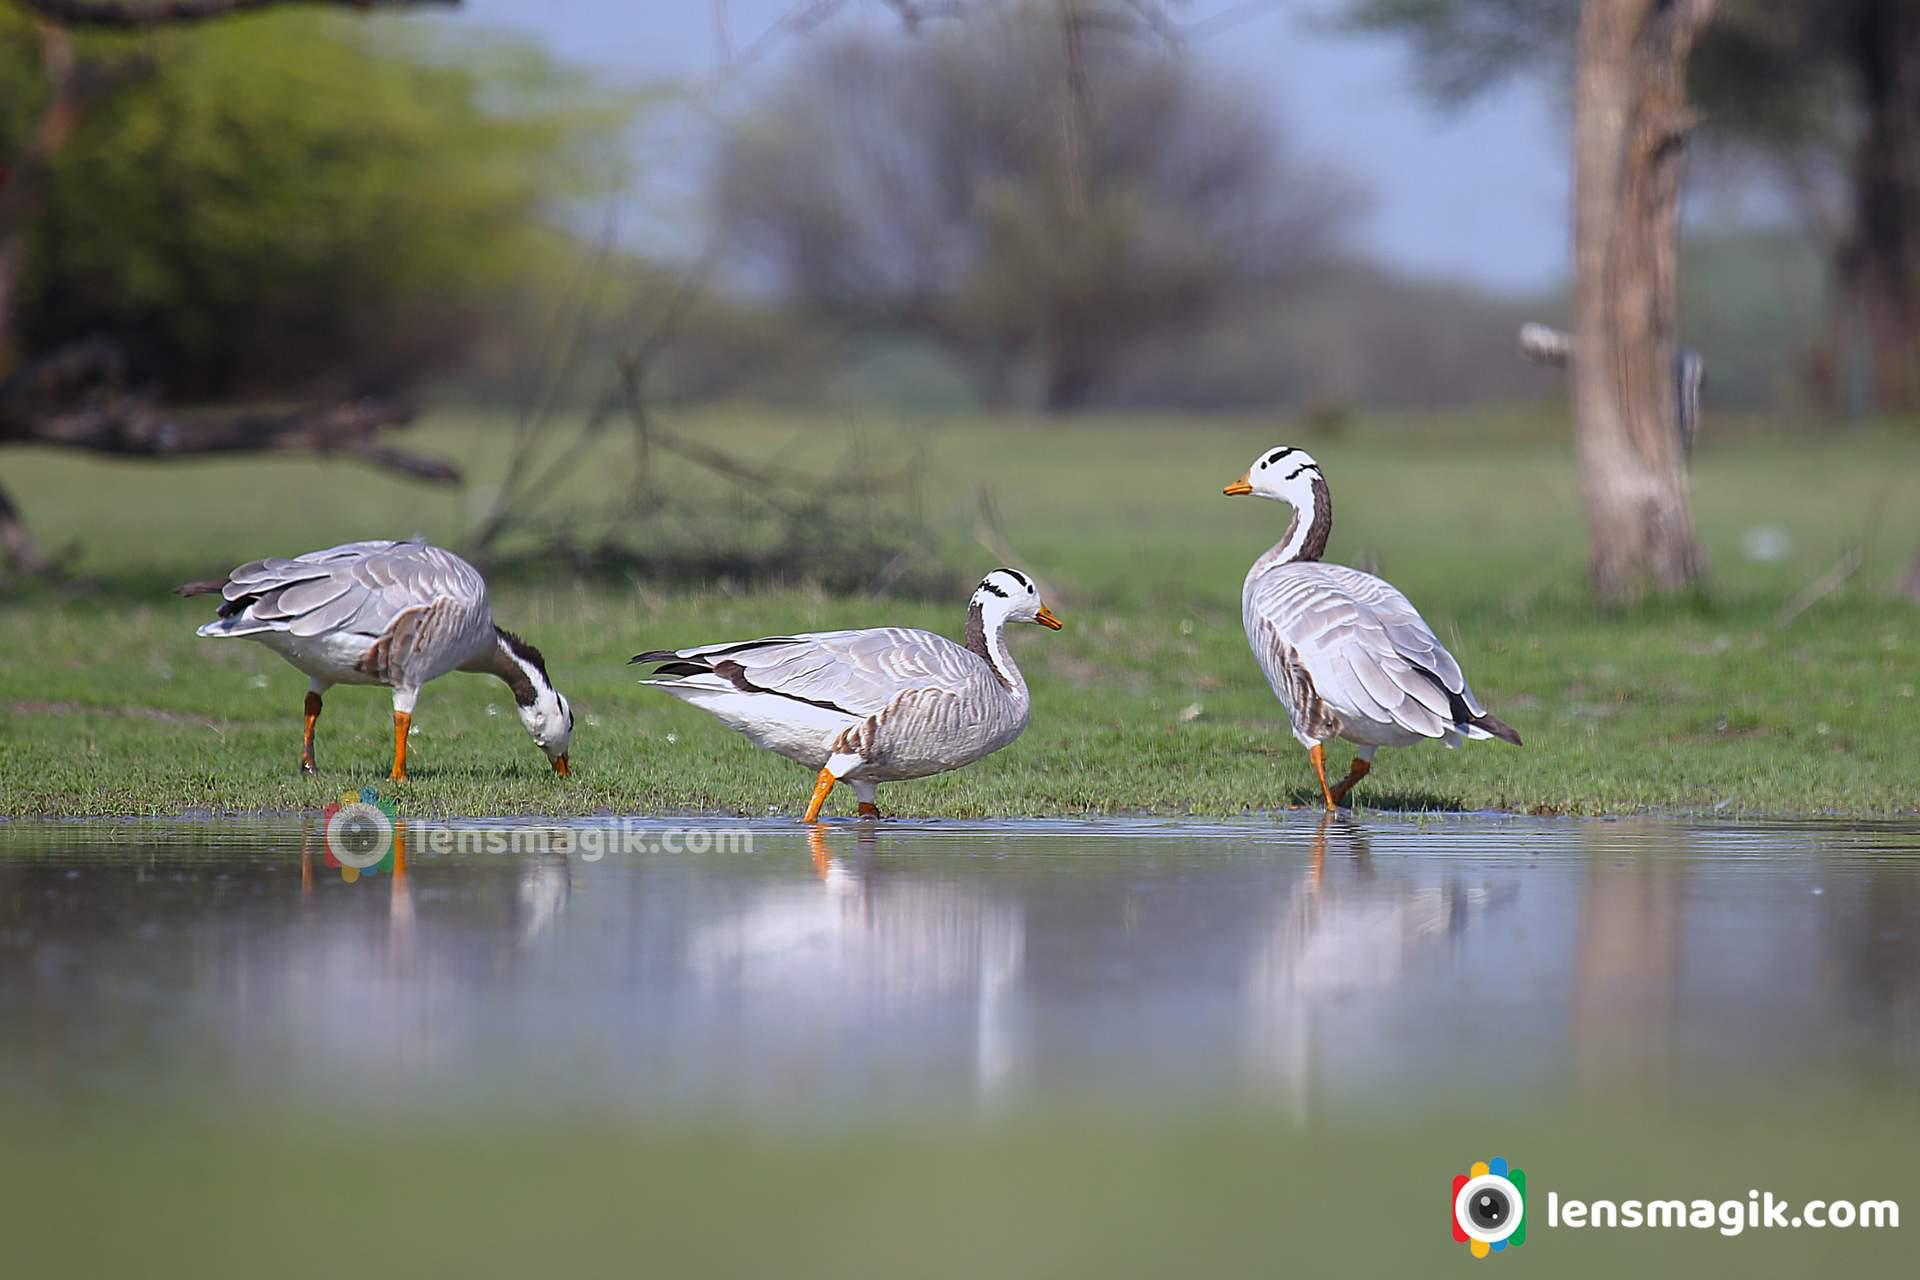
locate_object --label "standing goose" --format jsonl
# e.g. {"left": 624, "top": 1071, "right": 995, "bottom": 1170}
{"left": 177, "top": 539, "right": 573, "bottom": 780}
{"left": 631, "top": 569, "right": 1062, "bottom": 821}
{"left": 1224, "top": 448, "right": 1520, "bottom": 810}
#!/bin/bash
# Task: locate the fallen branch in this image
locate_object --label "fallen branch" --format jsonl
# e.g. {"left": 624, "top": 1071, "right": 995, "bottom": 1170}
{"left": 1774, "top": 546, "right": 1864, "bottom": 629}
{"left": 2, "top": 390, "right": 457, "bottom": 481}
{"left": 0, "top": 339, "right": 458, "bottom": 576}
{"left": 1, "top": 336, "right": 457, "bottom": 481}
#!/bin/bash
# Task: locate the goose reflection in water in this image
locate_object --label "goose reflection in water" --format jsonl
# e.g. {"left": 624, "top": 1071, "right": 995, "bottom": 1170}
{"left": 680, "top": 825, "right": 1026, "bottom": 1097}
{"left": 281, "top": 818, "right": 578, "bottom": 1080}
{"left": 1244, "top": 816, "right": 1519, "bottom": 1118}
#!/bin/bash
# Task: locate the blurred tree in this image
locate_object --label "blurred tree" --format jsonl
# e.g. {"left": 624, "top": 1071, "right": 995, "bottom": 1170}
{"left": 1343, "top": 0, "right": 1712, "bottom": 598}
{"left": 1567, "top": 0, "right": 1711, "bottom": 600}
{"left": 0, "top": 0, "right": 628, "bottom": 579}
{"left": 1345, "top": 0, "right": 1920, "bottom": 416}
{"left": 712, "top": 2, "right": 1361, "bottom": 412}
{"left": 0, "top": 5, "right": 626, "bottom": 396}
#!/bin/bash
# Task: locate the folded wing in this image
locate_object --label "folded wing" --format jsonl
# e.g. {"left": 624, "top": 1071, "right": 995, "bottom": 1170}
{"left": 198, "top": 539, "right": 487, "bottom": 641}
{"left": 634, "top": 627, "right": 980, "bottom": 716}
{"left": 1248, "top": 563, "right": 1508, "bottom": 741}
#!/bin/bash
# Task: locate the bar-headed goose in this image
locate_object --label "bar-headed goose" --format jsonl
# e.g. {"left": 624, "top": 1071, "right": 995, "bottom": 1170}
{"left": 631, "top": 569, "right": 1062, "bottom": 821}
{"left": 178, "top": 539, "right": 572, "bottom": 780}
{"left": 1224, "top": 448, "right": 1520, "bottom": 810}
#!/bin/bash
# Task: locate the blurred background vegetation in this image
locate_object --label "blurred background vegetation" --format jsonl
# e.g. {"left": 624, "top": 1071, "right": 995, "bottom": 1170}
{"left": 0, "top": 0, "right": 1913, "bottom": 597}
{"left": 0, "top": 6, "right": 629, "bottom": 398}
{"left": 2, "top": 0, "right": 1904, "bottom": 422}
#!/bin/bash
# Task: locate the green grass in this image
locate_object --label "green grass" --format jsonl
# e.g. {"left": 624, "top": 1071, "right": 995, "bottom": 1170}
{"left": 3, "top": 407, "right": 1917, "bottom": 817}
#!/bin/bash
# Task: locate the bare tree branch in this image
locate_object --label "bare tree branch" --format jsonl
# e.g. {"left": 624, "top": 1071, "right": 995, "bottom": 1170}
{"left": 876, "top": 0, "right": 980, "bottom": 31}
{"left": 0, "top": 339, "right": 458, "bottom": 487}
{"left": 18, "top": 0, "right": 456, "bottom": 29}
{"left": 1, "top": 393, "right": 458, "bottom": 481}
{"left": 1179, "top": 0, "right": 1290, "bottom": 43}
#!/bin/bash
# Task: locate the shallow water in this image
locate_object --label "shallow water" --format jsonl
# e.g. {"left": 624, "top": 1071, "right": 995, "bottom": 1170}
{"left": 3, "top": 815, "right": 1917, "bottom": 1276}
{"left": 5, "top": 814, "right": 1918, "bottom": 1115}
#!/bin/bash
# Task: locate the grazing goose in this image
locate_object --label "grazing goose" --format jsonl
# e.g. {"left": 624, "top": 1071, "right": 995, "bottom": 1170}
{"left": 631, "top": 569, "right": 1061, "bottom": 821}
{"left": 1224, "top": 448, "right": 1520, "bottom": 810}
{"left": 177, "top": 539, "right": 573, "bottom": 780}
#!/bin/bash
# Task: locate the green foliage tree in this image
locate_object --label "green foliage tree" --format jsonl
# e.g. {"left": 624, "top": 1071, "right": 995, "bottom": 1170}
{"left": 0, "top": 7, "right": 629, "bottom": 396}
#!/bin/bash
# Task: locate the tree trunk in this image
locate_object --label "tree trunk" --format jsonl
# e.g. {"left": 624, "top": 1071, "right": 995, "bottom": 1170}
{"left": 0, "top": 241, "right": 21, "bottom": 376}
{"left": 1571, "top": 0, "right": 1712, "bottom": 602}
{"left": 1041, "top": 346, "right": 1097, "bottom": 413}
{"left": 1849, "top": 0, "right": 1920, "bottom": 414}
{"left": 0, "top": 474, "right": 52, "bottom": 577}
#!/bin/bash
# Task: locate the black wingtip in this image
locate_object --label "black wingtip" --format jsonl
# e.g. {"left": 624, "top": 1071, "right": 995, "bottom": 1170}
{"left": 629, "top": 649, "right": 677, "bottom": 666}
{"left": 1474, "top": 712, "right": 1523, "bottom": 746}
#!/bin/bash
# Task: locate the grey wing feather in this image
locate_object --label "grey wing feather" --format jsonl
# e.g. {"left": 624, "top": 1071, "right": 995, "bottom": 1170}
{"left": 202, "top": 539, "right": 489, "bottom": 642}
{"left": 657, "top": 627, "right": 981, "bottom": 716}
{"left": 1247, "top": 563, "right": 1484, "bottom": 739}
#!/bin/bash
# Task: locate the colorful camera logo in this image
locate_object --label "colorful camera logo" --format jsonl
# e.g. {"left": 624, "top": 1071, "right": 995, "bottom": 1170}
{"left": 321, "top": 785, "right": 396, "bottom": 883}
{"left": 1452, "top": 1158, "right": 1527, "bottom": 1258}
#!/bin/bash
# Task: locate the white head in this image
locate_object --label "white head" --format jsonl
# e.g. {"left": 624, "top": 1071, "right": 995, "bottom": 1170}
{"left": 1223, "top": 446, "right": 1332, "bottom": 563}
{"left": 497, "top": 629, "right": 574, "bottom": 775}
{"left": 1223, "top": 445, "right": 1323, "bottom": 503}
{"left": 971, "top": 568, "right": 1063, "bottom": 630}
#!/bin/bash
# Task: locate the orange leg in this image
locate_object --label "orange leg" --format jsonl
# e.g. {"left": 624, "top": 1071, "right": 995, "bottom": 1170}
{"left": 1309, "top": 743, "right": 1336, "bottom": 812}
{"left": 1328, "top": 757, "right": 1371, "bottom": 806}
{"left": 389, "top": 710, "right": 412, "bottom": 782}
{"left": 301, "top": 691, "right": 323, "bottom": 774}
{"left": 803, "top": 766, "right": 836, "bottom": 823}
{"left": 1308, "top": 812, "right": 1331, "bottom": 888}
{"left": 858, "top": 802, "right": 883, "bottom": 819}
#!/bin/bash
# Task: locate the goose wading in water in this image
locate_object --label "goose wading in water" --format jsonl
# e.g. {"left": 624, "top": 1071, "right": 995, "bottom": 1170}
{"left": 631, "top": 569, "right": 1062, "bottom": 821}
{"left": 177, "top": 539, "right": 573, "bottom": 780}
{"left": 1224, "top": 448, "right": 1520, "bottom": 810}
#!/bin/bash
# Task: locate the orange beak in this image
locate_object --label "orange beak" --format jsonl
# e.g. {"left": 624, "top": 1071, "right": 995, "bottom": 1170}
{"left": 1035, "top": 604, "right": 1064, "bottom": 630}
{"left": 1223, "top": 472, "right": 1253, "bottom": 496}
{"left": 553, "top": 754, "right": 571, "bottom": 776}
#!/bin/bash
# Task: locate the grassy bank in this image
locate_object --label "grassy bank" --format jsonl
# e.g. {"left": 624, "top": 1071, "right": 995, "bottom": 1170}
{"left": 2, "top": 408, "right": 1916, "bottom": 817}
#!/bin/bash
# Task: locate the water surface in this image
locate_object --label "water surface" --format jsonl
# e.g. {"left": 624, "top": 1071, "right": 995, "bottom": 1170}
{"left": 3, "top": 815, "right": 1915, "bottom": 1276}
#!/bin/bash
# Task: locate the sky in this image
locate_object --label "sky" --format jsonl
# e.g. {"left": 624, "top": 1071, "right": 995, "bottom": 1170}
{"left": 459, "top": 0, "right": 1570, "bottom": 295}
